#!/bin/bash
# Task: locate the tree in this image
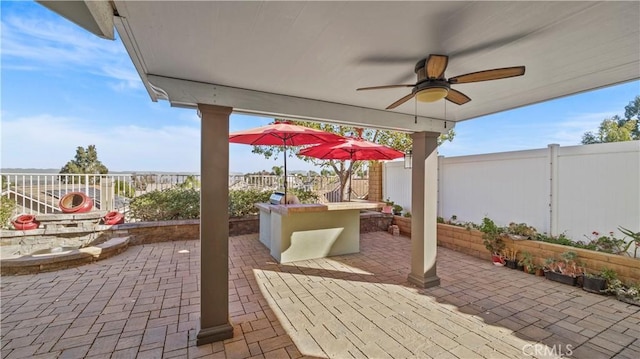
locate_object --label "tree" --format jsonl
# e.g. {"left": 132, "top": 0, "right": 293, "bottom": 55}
{"left": 271, "top": 166, "right": 283, "bottom": 176}
{"left": 624, "top": 96, "right": 640, "bottom": 138}
{"left": 252, "top": 120, "right": 455, "bottom": 201}
{"left": 582, "top": 96, "right": 640, "bottom": 144}
{"left": 179, "top": 175, "right": 201, "bottom": 189}
{"left": 59, "top": 145, "right": 109, "bottom": 184}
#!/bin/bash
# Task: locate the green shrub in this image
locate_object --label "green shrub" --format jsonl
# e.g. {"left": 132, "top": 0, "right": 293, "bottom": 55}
{"left": 0, "top": 197, "right": 16, "bottom": 229}
{"left": 228, "top": 189, "right": 272, "bottom": 217}
{"left": 129, "top": 187, "right": 320, "bottom": 221}
{"left": 479, "top": 217, "right": 505, "bottom": 254}
{"left": 289, "top": 188, "right": 319, "bottom": 204}
{"left": 535, "top": 232, "right": 595, "bottom": 250}
{"left": 129, "top": 188, "right": 200, "bottom": 221}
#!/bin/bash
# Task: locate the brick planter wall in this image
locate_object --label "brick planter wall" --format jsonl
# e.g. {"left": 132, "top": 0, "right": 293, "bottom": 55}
{"left": 393, "top": 215, "right": 411, "bottom": 235}
{"left": 361, "top": 211, "right": 393, "bottom": 233}
{"left": 437, "top": 223, "right": 640, "bottom": 284}
{"left": 109, "top": 216, "right": 261, "bottom": 245}
{"left": 393, "top": 218, "right": 640, "bottom": 284}
{"left": 110, "top": 220, "right": 201, "bottom": 245}
{"left": 230, "top": 216, "right": 260, "bottom": 236}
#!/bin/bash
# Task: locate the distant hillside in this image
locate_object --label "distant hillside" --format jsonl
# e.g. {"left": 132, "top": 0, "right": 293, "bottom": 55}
{"left": 1, "top": 168, "right": 199, "bottom": 175}
{"left": 1, "top": 168, "right": 60, "bottom": 174}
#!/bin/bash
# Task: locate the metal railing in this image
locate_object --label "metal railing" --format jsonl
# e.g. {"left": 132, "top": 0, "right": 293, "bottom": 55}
{"left": 1, "top": 172, "right": 369, "bottom": 215}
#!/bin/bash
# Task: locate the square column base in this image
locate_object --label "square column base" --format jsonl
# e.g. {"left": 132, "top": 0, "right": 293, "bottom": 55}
{"left": 196, "top": 322, "right": 233, "bottom": 345}
{"left": 408, "top": 273, "right": 441, "bottom": 288}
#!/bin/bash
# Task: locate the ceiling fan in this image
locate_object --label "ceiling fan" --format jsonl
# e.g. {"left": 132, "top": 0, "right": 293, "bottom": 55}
{"left": 357, "top": 54, "right": 525, "bottom": 109}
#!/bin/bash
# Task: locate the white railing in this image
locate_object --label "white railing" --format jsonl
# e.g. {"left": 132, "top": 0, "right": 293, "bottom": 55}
{"left": 1, "top": 172, "right": 369, "bottom": 215}
{"left": 0, "top": 173, "right": 201, "bottom": 215}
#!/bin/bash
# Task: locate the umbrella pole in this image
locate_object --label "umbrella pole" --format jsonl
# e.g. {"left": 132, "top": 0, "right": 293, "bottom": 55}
{"left": 283, "top": 142, "right": 288, "bottom": 204}
{"left": 348, "top": 157, "right": 353, "bottom": 202}
{"left": 348, "top": 170, "right": 352, "bottom": 202}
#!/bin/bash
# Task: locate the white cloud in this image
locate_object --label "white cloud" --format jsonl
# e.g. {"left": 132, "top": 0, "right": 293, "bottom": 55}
{"left": 1, "top": 12, "right": 141, "bottom": 91}
{"left": 547, "top": 111, "right": 619, "bottom": 145}
{"left": 439, "top": 109, "right": 621, "bottom": 158}
{"left": 1, "top": 114, "right": 200, "bottom": 172}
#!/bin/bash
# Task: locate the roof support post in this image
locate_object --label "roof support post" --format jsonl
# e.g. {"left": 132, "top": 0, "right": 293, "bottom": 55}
{"left": 196, "top": 104, "right": 234, "bottom": 345}
{"left": 408, "top": 131, "right": 441, "bottom": 288}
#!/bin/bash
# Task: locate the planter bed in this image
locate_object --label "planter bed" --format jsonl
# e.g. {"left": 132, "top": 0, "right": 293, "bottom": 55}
{"left": 617, "top": 295, "right": 640, "bottom": 307}
{"left": 544, "top": 270, "right": 580, "bottom": 286}
{"left": 435, "top": 223, "right": 640, "bottom": 285}
{"left": 582, "top": 276, "right": 607, "bottom": 294}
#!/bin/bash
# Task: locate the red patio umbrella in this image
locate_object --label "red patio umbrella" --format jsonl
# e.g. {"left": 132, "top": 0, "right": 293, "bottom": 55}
{"left": 298, "top": 137, "right": 404, "bottom": 200}
{"left": 229, "top": 121, "right": 344, "bottom": 201}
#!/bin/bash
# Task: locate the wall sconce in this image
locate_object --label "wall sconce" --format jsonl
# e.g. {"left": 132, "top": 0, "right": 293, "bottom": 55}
{"left": 404, "top": 150, "right": 412, "bottom": 169}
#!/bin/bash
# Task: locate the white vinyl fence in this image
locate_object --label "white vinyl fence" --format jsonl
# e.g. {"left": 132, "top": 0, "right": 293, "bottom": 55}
{"left": 384, "top": 141, "right": 640, "bottom": 241}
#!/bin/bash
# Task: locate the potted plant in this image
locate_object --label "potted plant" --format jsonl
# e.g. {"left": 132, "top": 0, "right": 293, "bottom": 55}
{"left": 502, "top": 248, "right": 519, "bottom": 269}
{"left": 519, "top": 251, "right": 535, "bottom": 274}
{"left": 480, "top": 217, "right": 506, "bottom": 265}
{"left": 392, "top": 204, "right": 403, "bottom": 216}
{"left": 505, "top": 222, "right": 537, "bottom": 240}
{"left": 606, "top": 279, "right": 640, "bottom": 307}
{"left": 403, "top": 212, "right": 411, "bottom": 218}
{"left": 583, "top": 267, "right": 616, "bottom": 294}
{"left": 543, "top": 251, "right": 583, "bottom": 286}
{"left": 619, "top": 226, "right": 640, "bottom": 258}
{"left": 382, "top": 198, "right": 394, "bottom": 214}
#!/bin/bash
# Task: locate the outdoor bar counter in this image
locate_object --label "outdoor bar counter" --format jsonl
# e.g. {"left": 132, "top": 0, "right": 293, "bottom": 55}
{"left": 256, "top": 201, "right": 383, "bottom": 263}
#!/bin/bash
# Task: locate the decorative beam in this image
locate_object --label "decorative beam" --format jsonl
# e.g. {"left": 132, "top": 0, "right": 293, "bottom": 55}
{"left": 147, "top": 75, "right": 451, "bottom": 133}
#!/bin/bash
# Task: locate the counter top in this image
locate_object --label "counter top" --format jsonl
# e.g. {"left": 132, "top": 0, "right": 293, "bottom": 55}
{"left": 256, "top": 201, "right": 383, "bottom": 215}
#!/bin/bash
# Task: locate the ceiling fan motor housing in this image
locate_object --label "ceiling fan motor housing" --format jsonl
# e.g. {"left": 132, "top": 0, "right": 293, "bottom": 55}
{"left": 356, "top": 53, "right": 524, "bottom": 108}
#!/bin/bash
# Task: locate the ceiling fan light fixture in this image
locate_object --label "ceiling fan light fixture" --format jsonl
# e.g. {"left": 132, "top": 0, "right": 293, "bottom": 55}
{"left": 416, "top": 87, "right": 449, "bottom": 103}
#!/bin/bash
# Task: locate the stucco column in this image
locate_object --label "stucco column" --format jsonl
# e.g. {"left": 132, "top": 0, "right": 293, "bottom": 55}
{"left": 408, "top": 131, "right": 441, "bottom": 288}
{"left": 196, "top": 104, "right": 234, "bottom": 345}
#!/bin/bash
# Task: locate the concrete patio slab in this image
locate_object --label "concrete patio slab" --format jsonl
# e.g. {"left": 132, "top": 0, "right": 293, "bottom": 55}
{"left": 1, "top": 232, "right": 638, "bottom": 358}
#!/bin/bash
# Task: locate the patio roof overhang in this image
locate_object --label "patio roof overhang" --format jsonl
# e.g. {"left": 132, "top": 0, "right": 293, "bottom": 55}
{"left": 36, "top": 0, "right": 640, "bottom": 346}
{"left": 39, "top": 0, "right": 640, "bottom": 132}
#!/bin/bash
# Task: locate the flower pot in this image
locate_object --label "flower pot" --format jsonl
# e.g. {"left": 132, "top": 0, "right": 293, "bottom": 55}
{"left": 545, "top": 270, "right": 580, "bottom": 286}
{"left": 535, "top": 268, "right": 545, "bottom": 276}
{"left": 582, "top": 276, "right": 607, "bottom": 294}
{"left": 491, "top": 254, "right": 505, "bottom": 266}
{"left": 516, "top": 264, "right": 525, "bottom": 271}
{"left": 506, "top": 260, "right": 518, "bottom": 269}
{"left": 382, "top": 206, "right": 393, "bottom": 214}
{"left": 59, "top": 192, "right": 93, "bottom": 213}
{"left": 11, "top": 214, "right": 40, "bottom": 230}
{"left": 103, "top": 211, "right": 125, "bottom": 225}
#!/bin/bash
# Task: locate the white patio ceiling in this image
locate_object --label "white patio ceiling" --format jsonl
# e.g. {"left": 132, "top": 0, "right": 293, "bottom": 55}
{"left": 45, "top": 1, "right": 640, "bottom": 132}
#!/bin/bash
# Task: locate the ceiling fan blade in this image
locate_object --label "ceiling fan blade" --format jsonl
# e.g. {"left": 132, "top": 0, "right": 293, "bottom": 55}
{"left": 386, "top": 93, "right": 416, "bottom": 109}
{"left": 356, "top": 84, "right": 414, "bottom": 91}
{"left": 426, "top": 54, "right": 449, "bottom": 79}
{"left": 448, "top": 66, "right": 525, "bottom": 84}
{"left": 445, "top": 89, "right": 471, "bottom": 105}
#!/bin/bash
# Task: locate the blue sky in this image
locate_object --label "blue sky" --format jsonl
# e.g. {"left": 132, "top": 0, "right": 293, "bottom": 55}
{"left": 2, "top": 2, "right": 638, "bottom": 174}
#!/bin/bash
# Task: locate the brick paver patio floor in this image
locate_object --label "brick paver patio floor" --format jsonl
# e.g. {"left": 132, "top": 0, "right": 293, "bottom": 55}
{"left": 1, "top": 232, "right": 639, "bottom": 359}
